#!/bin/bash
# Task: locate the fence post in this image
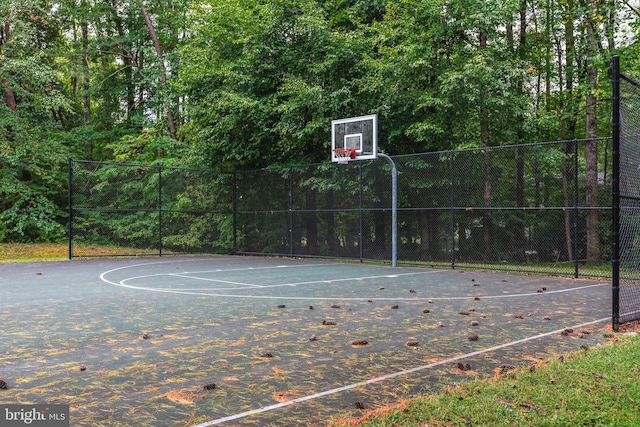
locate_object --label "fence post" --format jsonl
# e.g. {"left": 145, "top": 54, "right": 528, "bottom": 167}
{"left": 573, "top": 140, "right": 579, "bottom": 278}
{"left": 233, "top": 172, "right": 237, "bottom": 255}
{"left": 158, "top": 166, "right": 163, "bottom": 256}
{"left": 359, "top": 161, "right": 364, "bottom": 263}
{"left": 450, "top": 150, "right": 456, "bottom": 269}
{"left": 612, "top": 55, "right": 620, "bottom": 331}
{"left": 289, "top": 166, "right": 294, "bottom": 256}
{"left": 68, "top": 158, "right": 73, "bottom": 260}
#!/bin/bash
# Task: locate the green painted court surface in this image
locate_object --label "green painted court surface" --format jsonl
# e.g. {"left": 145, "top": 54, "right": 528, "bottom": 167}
{"left": 0, "top": 256, "right": 611, "bottom": 426}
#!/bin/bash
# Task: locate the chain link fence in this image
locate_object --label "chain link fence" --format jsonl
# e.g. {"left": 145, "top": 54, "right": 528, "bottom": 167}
{"left": 70, "top": 139, "right": 612, "bottom": 280}
{"left": 235, "top": 140, "right": 612, "bottom": 279}
{"left": 68, "top": 160, "right": 234, "bottom": 257}
{"left": 613, "top": 58, "right": 640, "bottom": 329}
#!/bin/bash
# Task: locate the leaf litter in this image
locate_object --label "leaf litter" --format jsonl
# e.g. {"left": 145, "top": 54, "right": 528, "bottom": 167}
{"left": 0, "top": 264, "right": 612, "bottom": 426}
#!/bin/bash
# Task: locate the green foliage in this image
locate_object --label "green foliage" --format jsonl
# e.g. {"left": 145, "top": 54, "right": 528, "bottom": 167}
{"left": 0, "top": 2, "right": 70, "bottom": 242}
{"left": 69, "top": 160, "right": 234, "bottom": 254}
{"left": 107, "top": 129, "right": 188, "bottom": 165}
{"left": 1, "top": 0, "right": 638, "bottom": 244}
{"left": 181, "top": 0, "right": 384, "bottom": 169}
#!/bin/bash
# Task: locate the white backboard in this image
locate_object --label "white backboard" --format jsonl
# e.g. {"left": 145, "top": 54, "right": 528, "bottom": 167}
{"left": 331, "top": 114, "right": 377, "bottom": 162}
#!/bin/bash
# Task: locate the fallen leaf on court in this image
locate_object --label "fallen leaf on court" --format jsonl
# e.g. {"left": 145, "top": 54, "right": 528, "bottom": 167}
{"left": 166, "top": 389, "right": 201, "bottom": 405}
{"left": 273, "top": 391, "right": 295, "bottom": 402}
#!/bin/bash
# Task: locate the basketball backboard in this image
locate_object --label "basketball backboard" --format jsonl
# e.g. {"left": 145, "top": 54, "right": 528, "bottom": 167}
{"left": 331, "top": 114, "right": 377, "bottom": 163}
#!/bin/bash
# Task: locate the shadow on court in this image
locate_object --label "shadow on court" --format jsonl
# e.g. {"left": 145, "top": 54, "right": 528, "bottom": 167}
{"left": 0, "top": 256, "right": 612, "bottom": 426}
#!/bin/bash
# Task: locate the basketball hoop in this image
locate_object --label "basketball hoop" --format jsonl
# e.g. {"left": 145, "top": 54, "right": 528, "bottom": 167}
{"left": 333, "top": 148, "right": 356, "bottom": 164}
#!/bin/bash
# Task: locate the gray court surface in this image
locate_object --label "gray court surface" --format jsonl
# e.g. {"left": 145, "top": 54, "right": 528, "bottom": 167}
{"left": 0, "top": 256, "right": 612, "bottom": 426}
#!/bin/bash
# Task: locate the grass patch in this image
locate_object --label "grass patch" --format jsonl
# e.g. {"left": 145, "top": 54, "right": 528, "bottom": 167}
{"left": 0, "top": 243, "right": 164, "bottom": 262}
{"left": 0, "top": 243, "right": 69, "bottom": 262}
{"left": 332, "top": 333, "right": 640, "bottom": 427}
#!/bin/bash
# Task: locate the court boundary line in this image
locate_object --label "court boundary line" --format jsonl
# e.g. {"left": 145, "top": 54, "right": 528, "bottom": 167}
{"left": 191, "top": 317, "right": 610, "bottom": 427}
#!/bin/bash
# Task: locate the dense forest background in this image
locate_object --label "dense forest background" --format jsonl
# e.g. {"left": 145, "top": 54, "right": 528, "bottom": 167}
{"left": 1, "top": 0, "right": 638, "bottom": 245}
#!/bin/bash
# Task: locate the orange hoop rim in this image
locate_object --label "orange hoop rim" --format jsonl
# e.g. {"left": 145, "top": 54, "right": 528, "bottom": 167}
{"left": 333, "top": 148, "right": 357, "bottom": 160}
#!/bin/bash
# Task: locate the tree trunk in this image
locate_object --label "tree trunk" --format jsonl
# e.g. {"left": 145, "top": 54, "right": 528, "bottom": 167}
{"left": 1, "top": 23, "right": 17, "bottom": 111}
{"left": 482, "top": 150, "right": 492, "bottom": 260}
{"left": 585, "top": 116, "right": 599, "bottom": 263}
{"left": 544, "top": 0, "right": 552, "bottom": 107}
{"left": 419, "top": 210, "right": 439, "bottom": 261}
{"left": 506, "top": 21, "right": 513, "bottom": 50}
{"left": 82, "top": 21, "right": 92, "bottom": 157}
{"left": 565, "top": 0, "right": 576, "bottom": 139}
{"left": 561, "top": 143, "right": 573, "bottom": 261}
{"left": 479, "top": 30, "right": 492, "bottom": 259}
{"left": 140, "top": 5, "right": 177, "bottom": 140}
{"left": 516, "top": 148, "right": 525, "bottom": 208}
{"left": 584, "top": 0, "right": 600, "bottom": 263}
{"left": 514, "top": 0, "right": 527, "bottom": 260}
{"left": 71, "top": 21, "right": 78, "bottom": 96}
{"left": 109, "top": 4, "right": 136, "bottom": 123}
{"left": 519, "top": 1, "right": 526, "bottom": 51}
{"left": 561, "top": 0, "right": 577, "bottom": 261}
{"left": 2, "top": 80, "right": 16, "bottom": 111}
{"left": 606, "top": 0, "right": 615, "bottom": 52}
{"left": 374, "top": 210, "right": 386, "bottom": 258}
{"left": 558, "top": 33, "right": 573, "bottom": 260}
{"left": 326, "top": 191, "right": 336, "bottom": 255}
{"left": 306, "top": 190, "right": 317, "bottom": 255}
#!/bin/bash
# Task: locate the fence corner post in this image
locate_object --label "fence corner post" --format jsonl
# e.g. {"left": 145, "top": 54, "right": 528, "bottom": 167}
{"left": 68, "top": 157, "right": 73, "bottom": 260}
{"left": 612, "top": 55, "right": 620, "bottom": 332}
{"left": 158, "top": 166, "right": 163, "bottom": 256}
{"left": 233, "top": 171, "right": 237, "bottom": 255}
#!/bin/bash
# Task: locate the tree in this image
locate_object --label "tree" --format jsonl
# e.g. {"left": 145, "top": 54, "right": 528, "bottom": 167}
{"left": 0, "top": 0, "right": 70, "bottom": 241}
{"left": 0, "top": 0, "right": 637, "bottom": 249}
{"left": 140, "top": 2, "right": 178, "bottom": 140}
{"left": 180, "top": 0, "right": 370, "bottom": 169}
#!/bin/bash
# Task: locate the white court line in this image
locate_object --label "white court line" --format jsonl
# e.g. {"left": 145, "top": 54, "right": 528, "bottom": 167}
{"left": 248, "top": 270, "right": 442, "bottom": 289}
{"left": 100, "top": 260, "right": 608, "bottom": 299}
{"left": 100, "top": 262, "right": 454, "bottom": 296}
{"left": 167, "top": 273, "right": 265, "bottom": 288}
{"left": 115, "top": 270, "right": 442, "bottom": 290}
{"left": 98, "top": 259, "right": 340, "bottom": 280}
{"left": 101, "top": 267, "right": 608, "bottom": 301}
{"left": 191, "top": 317, "right": 610, "bottom": 427}
{"left": 100, "top": 259, "right": 441, "bottom": 292}
{"left": 175, "top": 263, "right": 336, "bottom": 275}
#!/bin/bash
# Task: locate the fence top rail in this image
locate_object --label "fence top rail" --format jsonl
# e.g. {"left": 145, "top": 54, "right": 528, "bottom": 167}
{"left": 392, "top": 137, "right": 612, "bottom": 160}
{"left": 621, "top": 73, "right": 640, "bottom": 89}
{"left": 237, "top": 137, "right": 613, "bottom": 174}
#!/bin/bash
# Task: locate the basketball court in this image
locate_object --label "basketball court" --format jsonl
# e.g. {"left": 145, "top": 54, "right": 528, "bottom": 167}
{"left": 0, "top": 255, "right": 611, "bottom": 426}
{"left": 1, "top": 113, "right": 620, "bottom": 425}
